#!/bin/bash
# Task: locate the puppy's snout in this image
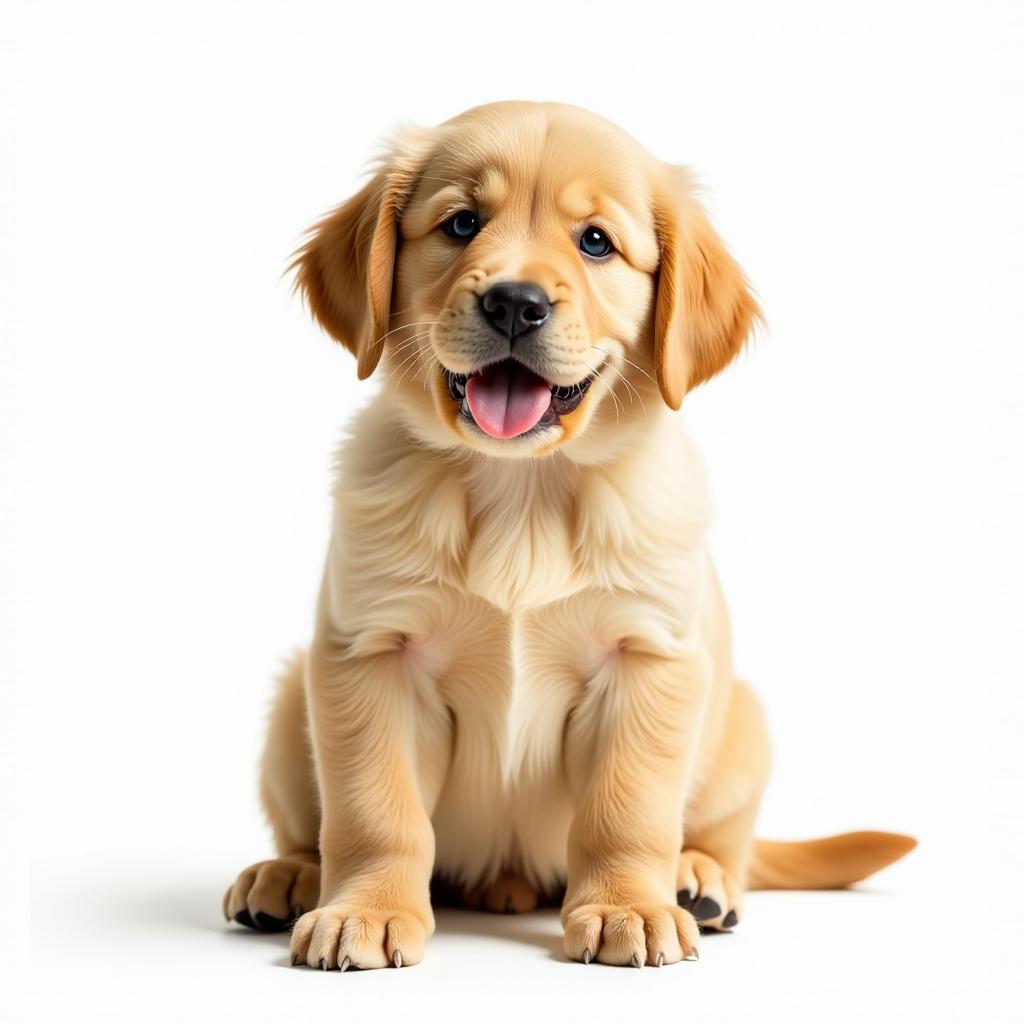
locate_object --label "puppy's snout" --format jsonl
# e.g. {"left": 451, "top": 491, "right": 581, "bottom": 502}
{"left": 479, "top": 282, "right": 551, "bottom": 342}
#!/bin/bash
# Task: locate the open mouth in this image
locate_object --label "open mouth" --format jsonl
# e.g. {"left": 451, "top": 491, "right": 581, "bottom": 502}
{"left": 442, "top": 358, "right": 594, "bottom": 440}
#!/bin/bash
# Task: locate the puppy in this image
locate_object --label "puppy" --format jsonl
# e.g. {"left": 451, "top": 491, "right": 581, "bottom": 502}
{"left": 224, "top": 101, "right": 915, "bottom": 969}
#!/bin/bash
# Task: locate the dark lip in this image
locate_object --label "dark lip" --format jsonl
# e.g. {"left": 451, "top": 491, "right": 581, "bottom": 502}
{"left": 441, "top": 357, "right": 595, "bottom": 436}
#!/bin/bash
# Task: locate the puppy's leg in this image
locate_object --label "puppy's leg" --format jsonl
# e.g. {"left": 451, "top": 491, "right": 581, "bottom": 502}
{"left": 679, "top": 681, "right": 771, "bottom": 930}
{"left": 225, "top": 653, "right": 322, "bottom": 931}
{"left": 289, "top": 632, "right": 449, "bottom": 971}
{"left": 562, "top": 640, "right": 710, "bottom": 967}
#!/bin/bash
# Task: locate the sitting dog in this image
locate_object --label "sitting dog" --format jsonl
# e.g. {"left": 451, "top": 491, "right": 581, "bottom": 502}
{"left": 224, "top": 101, "right": 914, "bottom": 970}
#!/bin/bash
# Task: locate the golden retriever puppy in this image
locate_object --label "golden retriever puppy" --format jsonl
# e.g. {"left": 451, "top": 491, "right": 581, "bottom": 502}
{"left": 224, "top": 101, "right": 915, "bottom": 969}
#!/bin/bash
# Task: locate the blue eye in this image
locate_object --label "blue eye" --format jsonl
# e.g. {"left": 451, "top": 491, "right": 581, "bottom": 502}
{"left": 444, "top": 210, "right": 480, "bottom": 240}
{"left": 579, "top": 226, "right": 613, "bottom": 259}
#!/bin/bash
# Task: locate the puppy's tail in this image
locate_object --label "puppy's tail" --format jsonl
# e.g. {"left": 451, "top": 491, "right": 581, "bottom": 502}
{"left": 746, "top": 831, "right": 917, "bottom": 890}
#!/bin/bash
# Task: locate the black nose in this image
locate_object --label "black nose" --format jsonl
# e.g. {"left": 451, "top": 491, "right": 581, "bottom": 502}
{"left": 479, "top": 281, "right": 551, "bottom": 341}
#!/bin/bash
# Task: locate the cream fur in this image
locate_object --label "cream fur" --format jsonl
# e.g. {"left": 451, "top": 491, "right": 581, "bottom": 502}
{"left": 223, "top": 101, "right": 915, "bottom": 971}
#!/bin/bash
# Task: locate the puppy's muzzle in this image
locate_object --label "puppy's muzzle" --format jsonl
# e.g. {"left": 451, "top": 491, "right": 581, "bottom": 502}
{"left": 442, "top": 280, "right": 596, "bottom": 441}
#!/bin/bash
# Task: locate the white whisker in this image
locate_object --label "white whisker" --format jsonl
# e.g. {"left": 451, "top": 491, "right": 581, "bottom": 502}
{"left": 601, "top": 361, "right": 646, "bottom": 417}
{"left": 591, "top": 366, "right": 622, "bottom": 424}
{"left": 590, "top": 345, "right": 657, "bottom": 386}
{"left": 374, "top": 319, "right": 439, "bottom": 347}
{"left": 386, "top": 330, "right": 436, "bottom": 360}
{"left": 381, "top": 334, "right": 432, "bottom": 389}
{"left": 392, "top": 343, "right": 431, "bottom": 393}
{"left": 416, "top": 355, "right": 441, "bottom": 390}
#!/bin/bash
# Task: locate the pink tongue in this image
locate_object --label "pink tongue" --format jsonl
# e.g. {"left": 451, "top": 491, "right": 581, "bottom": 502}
{"left": 465, "top": 362, "right": 552, "bottom": 439}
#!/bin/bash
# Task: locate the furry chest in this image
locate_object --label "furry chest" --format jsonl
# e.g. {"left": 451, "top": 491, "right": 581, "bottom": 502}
{"left": 461, "top": 535, "right": 582, "bottom": 612}
{"left": 429, "top": 608, "right": 578, "bottom": 890}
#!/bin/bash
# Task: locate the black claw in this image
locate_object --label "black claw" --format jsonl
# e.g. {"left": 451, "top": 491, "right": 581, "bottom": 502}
{"left": 692, "top": 896, "right": 722, "bottom": 921}
{"left": 290, "top": 954, "right": 301, "bottom": 966}
{"left": 721, "top": 910, "right": 739, "bottom": 929}
{"left": 676, "top": 889, "right": 694, "bottom": 910}
{"left": 254, "top": 912, "right": 289, "bottom": 933}
{"left": 233, "top": 909, "right": 257, "bottom": 929}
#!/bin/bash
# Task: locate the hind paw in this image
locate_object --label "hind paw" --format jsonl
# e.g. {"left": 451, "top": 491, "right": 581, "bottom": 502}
{"left": 676, "top": 849, "right": 742, "bottom": 931}
{"left": 224, "top": 853, "right": 320, "bottom": 932}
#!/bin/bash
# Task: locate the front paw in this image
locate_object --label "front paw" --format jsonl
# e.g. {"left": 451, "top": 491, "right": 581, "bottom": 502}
{"left": 564, "top": 903, "right": 700, "bottom": 967}
{"left": 290, "top": 904, "right": 428, "bottom": 970}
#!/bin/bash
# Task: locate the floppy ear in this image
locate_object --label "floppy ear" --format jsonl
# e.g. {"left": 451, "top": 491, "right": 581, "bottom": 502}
{"left": 291, "top": 139, "right": 426, "bottom": 379}
{"left": 652, "top": 167, "right": 761, "bottom": 409}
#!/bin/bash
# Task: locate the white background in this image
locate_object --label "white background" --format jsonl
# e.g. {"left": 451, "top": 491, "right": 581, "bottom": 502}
{"left": 5, "top": 1, "right": 1023, "bottom": 1020}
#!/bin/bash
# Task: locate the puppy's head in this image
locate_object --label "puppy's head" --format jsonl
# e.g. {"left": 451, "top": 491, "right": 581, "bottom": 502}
{"left": 294, "top": 102, "right": 759, "bottom": 461}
